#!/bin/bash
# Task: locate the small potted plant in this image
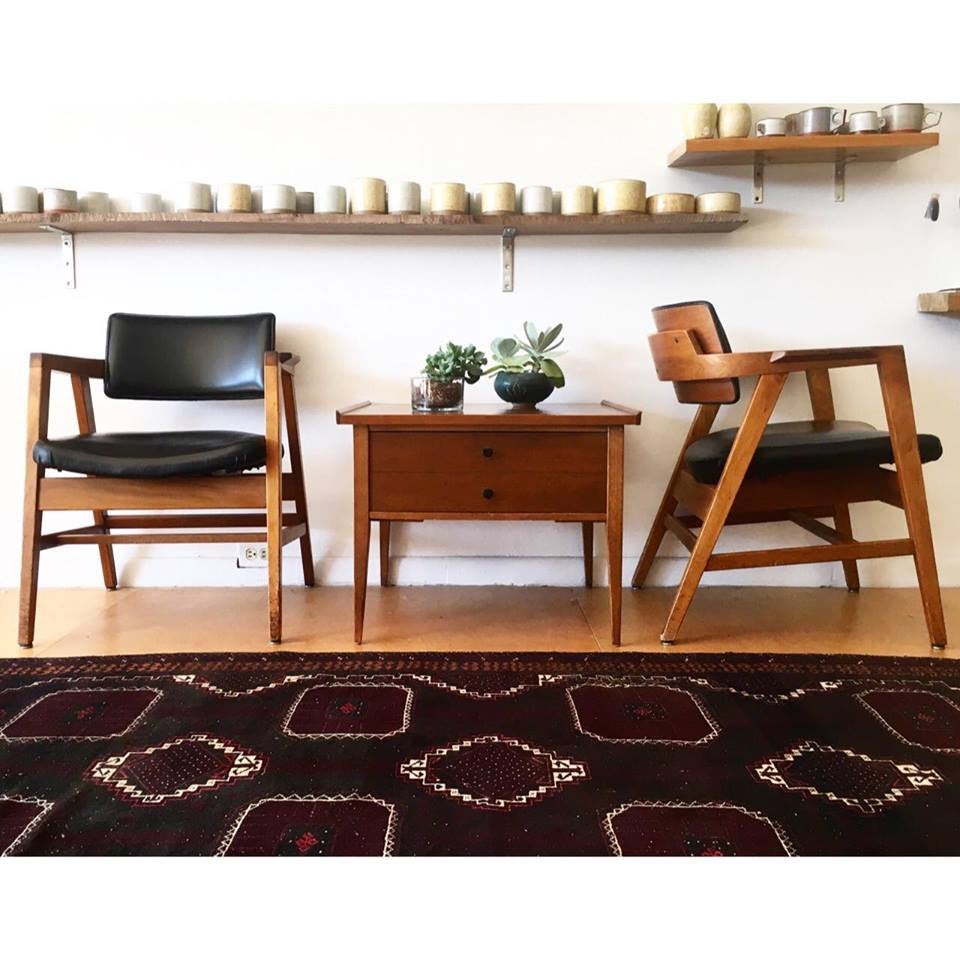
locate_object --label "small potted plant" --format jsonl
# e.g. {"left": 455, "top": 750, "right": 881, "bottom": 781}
{"left": 411, "top": 341, "right": 488, "bottom": 412}
{"left": 484, "top": 321, "right": 565, "bottom": 407}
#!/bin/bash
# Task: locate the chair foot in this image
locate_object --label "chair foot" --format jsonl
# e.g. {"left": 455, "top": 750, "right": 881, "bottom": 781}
{"left": 847, "top": 586, "right": 860, "bottom": 594}
{"left": 660, "top": 635, "right": 675, "bottom": 646}
{"left": 932, "top": 642, "right": 947, "bottom": 651}
{"left": 18, "top": 640, "right": 33, "bottom": 649}
{"left": 269, "top": 636, "right": 281, "bottom": 645}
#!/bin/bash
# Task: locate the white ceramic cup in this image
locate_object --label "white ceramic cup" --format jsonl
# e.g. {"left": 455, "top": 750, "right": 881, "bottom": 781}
{"left": 717, "top": 103, "right": 752, "bottom": 138}
{"left": 388, "top": 180, "right": 421, "bottom": 214}
{"left": 175, "top": 182, "right": 213, "bottom": 212}
{"left": 261, "top": 184, "right": 296, "bottom": 213}
{"left": 216, "top": 183, "right": 252, "bottom": 212}
{"left": 755, "top": 117, "right": 787, "bottom": 136}
{"left": 296, "top": 191, "right": 314, "bottom": 214}
{"left": 42, "top": 187, "right": 78, "bottom": 213}
{"left": 351, "top": 177, "right": 387, "bottom": 213}
{"left": 79, "top": 191, "right": 111, "bottom": 214}
{"left": 848, "top": 111, "right": 885, "bottom": 134}
{"left": 430, "top": 182, "right": 467, "bottom": 213}
{"left": 128, "top": 192, "right": 163, "bottom": 213}
{"left": 560, "top": 185, "right": 595, "bottom": 215}
{"left": 683, "top": 103, "right": 717, "bottom": 139}
{"left": 480, "top": 182, "right": 516, "bottom": 214}
{"left": 315, "top": 185, "right": 347, "bottom": 214}
{"left": 597, "top": 179, "right": 646, "bottom": 214}
{"left": 2, "top": 185, "right": 39, "bottom": 213}
{"left": 520, "top": 185, "right": 553, "bottom": 214}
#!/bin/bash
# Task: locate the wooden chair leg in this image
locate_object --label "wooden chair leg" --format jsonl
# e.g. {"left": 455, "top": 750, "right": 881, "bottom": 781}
{"left": 281, "top": 370, "right": 315, "bottom": 586}
{"left": 19, "top": 359, "right": 50, "bottom": 648}
{"left": 71, "top": 374, "right": 117, "bottom": 589}
{"left": 632, "top": 404, "right": 719, "bottom": 588}
{"left": 833, "top": 504, "right": 860, "bottom": 591}
{"left": 879, "top": 352, "right": 947, "bottom": 649}
{"left": 581, "top": 522, "right": 593, "bottom": 587}
{"left": 661, "top": 374, "right": 787, "bottom": 645}
{"left": 265, "top": 357, "right": 283, "bottom": 643}
{"left": 380, "top": 520, "right": 391, "bottom": 587}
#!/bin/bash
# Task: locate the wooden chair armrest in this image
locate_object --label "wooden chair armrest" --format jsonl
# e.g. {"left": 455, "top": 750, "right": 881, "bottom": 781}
{"left": 266, "top": 351, "right": 300, "bottom": 375}
{"left": 31, "top": 353, "right": 105, "bottom": 378}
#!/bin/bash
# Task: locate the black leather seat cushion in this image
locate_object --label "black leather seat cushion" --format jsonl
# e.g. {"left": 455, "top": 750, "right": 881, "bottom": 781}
{"left": 684, "top": 420, "right": 943, "bottom": 484}
{"left": 33, "top": 431, "right": 267, "bottom": 479}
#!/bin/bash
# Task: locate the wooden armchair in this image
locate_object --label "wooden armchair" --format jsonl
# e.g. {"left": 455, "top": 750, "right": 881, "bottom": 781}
{"left": 19, "top": 313, "right": 314, "bottom": 648}
{"left": 632, "top": 301, "right": 946, "bottom": 649}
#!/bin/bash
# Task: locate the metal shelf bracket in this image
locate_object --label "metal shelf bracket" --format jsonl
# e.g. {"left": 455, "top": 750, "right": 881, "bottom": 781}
{"left": 39, "top": 225, "right": 76, "bottom": 288}
{"left": 753, "top": 159, "right": 764, "bottom": 204}
{"left": 501, "top": 227, "right": 516, "bottom": 292}
{"left": 834, "top": 155, "right": 857, "bottom": 203}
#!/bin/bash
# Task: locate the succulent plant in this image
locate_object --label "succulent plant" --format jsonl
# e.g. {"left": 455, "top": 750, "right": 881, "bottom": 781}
{"left": 422, "top": 342, "right": 488, "bottom": 384}
{"left": 485, "top": 322, "right": 565, "bottom": 387}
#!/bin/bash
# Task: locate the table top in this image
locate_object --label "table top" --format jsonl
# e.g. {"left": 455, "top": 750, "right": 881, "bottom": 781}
{"left": 336, "top": 401, "right": 642, "bottom": 427}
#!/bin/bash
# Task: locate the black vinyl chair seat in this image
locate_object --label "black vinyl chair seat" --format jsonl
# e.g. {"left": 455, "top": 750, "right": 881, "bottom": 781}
{"left": 33, "top": 430, "right": 267, "bottom": 479}
{"left": 684, "top": 420, "right": 943, "bottom": 484}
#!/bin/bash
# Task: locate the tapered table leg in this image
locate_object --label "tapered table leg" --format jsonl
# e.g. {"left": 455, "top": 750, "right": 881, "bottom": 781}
{"left": 354, "top": 426, "right": 370, "bottom": 644}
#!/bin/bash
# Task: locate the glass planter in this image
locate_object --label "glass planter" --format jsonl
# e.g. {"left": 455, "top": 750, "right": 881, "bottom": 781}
{"left": 410, "top": 376, "right": 464, "bottom": 412}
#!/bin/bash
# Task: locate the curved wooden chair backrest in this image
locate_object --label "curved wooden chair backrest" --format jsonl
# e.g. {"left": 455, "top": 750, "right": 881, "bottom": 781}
{"left": 650, "top": 300, "right": 740, "bottom": 405}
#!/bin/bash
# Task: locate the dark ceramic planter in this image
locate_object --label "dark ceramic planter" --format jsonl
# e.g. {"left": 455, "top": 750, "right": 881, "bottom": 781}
{"left": 493, "top": 371, "right": 555, "bottom": 408}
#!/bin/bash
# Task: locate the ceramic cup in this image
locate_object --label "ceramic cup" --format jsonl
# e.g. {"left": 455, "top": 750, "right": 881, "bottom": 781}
{"left": 717, "top": 103, "right": 752, "bottom": 138}
{"left": 250, "top": 187, "right": 263, "bottom": 213}
{"left": 480, "top": 182, "right": 516, "bottom": 214}
{"left": 351, "top": 177, "right": 387, "bottom": 213}
{"left": 296, "top": 191, "right": 314, "bottom": 213}
{"left": 847, "top": 111, "right": 885, "bottom": 134}
{"left": 261, "top": 184, "right": 297, "bottom": 213}
{"left": 683, "top": 103, "right": 717, "bottom": 139}
{"left": 1, "top": 185, "right": 39, "bottom": 213}
{"left": 128, "top": 192, "right": 163, "bottom": 213}
{"left": 560, "top": 185, "right": 595, "bottom": 215}
{"left": 79, "top": 191, "right": 111, "bottom": 214}
{"left": 881, "top": 103, "right": 942, "bottom": 132}
{"left": 175, "top": 182, "right": 212, "bottom": 212}
{"left": 647, "top": 192, "right": 696, "bottom": 214}
{"left": 315, "top": 185, "right": 347, "bottom": 214}
{"left": 695, "top": 191, "right": 741, "bottom": 213}
{"left": 755, "top": 117, "right": 787, "bottom": 136}
{"left": 388, "top": 180, "right": 421, "bottom": 214}
{"left": 430, "top": 182, "right": 467, "bottom": 213}
{"left": 42, "top": 187, "right": 78, "bottom": 213}
{"left": 520, "top": 185, "right": 553, "bottom": 215}
{"left": 216, "top": 183, "right": 252, "bottom": 213}
{"left": 597, "top": 179, "right": 646, "bottom": 214}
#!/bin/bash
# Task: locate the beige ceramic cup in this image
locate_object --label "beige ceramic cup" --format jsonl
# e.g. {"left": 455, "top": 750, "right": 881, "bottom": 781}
{"left": 2, "top": 185, "right": 39, "bottom": 213}
{"left": 695, "top": 192, "right": 741, "bottom": 213}
{"left": 175, "top": 182, "right": 213, "bottom": 212}
{"left": 296, "top": 191, "right": 314, "bottom": 213}
{"left": 216, "top": 183, "right": 252, "bottom": 212}
{"left": 430, "top": 182, "right": 467, "bottom": 213}
{"left": 42, "top": 187, "right": 78, "bottom": 213}
{"left": 717, "top": 103, "right": 752, "bottom": 138}
{"left": 80, "top": 191, "right": 111, "bottom": 214}
{"left": 683, "top": 103, "right": 717, "bottom": 139}
{"left": 480, "top": 182, "right": 516, "bottom": 214}
{"left": 597, "top": 179, "right": 646, "bottom": 214}
{"left": 351, "top": 177, "right": 387, "bottom": 213}
{"left": 647, "top": 193, "right": 696, "bottom": 214}
{"left": 560, "top": 185, "right": 595, "bottom": 215}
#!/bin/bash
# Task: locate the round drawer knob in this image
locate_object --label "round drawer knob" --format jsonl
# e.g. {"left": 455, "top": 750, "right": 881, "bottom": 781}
{"left": 482, "top": 488, "right": 494, "bottom": 500}
{"left": 481, "top": 447, "right": 494, "bottom": 458}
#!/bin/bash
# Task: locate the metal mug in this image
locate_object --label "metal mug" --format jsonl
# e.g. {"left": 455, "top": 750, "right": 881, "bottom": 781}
{"left": 847, "top": 111, "right": 885, "bottom": 134}
{"left": 881, "top": 103, "right": 942, "bottom": 132}
{"left": 755, "top": 117, "right": 787, "bottom": 136}
{"left": 791, "top": 107, "right": 846, "bottom": 135}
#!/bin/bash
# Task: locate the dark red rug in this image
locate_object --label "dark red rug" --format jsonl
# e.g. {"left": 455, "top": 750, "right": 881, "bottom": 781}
{"left": 1, "top": 652, "right": 959, "bottom": 856}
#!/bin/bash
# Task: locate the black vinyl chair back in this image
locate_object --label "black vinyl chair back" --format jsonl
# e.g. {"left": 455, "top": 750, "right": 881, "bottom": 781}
{"left": 104, "top": 313, "right": 276, "bottom": 400}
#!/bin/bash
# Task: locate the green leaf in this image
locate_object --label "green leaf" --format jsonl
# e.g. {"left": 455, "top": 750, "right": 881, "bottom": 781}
{"left": 491, "top": 336, "right": 518, "bottom": 359}
{"left": 540, "top": 358, "right": 565, "bottom": 387}
{"left": 523, "top": 321, "right": 540, "bottom": 348}
{"left": 539, "top": 324, "right": 563, "bottom": 350}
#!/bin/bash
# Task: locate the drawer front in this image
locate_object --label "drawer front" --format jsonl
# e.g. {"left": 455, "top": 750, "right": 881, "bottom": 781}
{"left": 370, "top": 469, "right": 606, "bottom": 514}
{"left": 370, "top": 430, "right": 607, "bottom": 475}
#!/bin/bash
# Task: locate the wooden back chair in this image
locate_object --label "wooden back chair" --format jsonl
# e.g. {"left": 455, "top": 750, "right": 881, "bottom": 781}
{"left": 632, "top": 300, "right": 946, "bottom": 649}
{"left": 19, "top": 312, "right": 314, "bottom": 648}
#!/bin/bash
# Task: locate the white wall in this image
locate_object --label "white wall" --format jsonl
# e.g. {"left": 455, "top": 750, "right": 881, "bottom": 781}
{"left": 1, "top": 103, "right": 958, "bottom": 589}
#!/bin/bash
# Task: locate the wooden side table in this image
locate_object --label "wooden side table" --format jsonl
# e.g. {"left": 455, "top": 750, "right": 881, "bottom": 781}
{"left": 336, "top": 402, "right": 642, "bottom": 645}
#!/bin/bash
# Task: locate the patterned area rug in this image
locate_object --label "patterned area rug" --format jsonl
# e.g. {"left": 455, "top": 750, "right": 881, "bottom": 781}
{"left": 1, "top": 652, "right": 959, "bottom": 856}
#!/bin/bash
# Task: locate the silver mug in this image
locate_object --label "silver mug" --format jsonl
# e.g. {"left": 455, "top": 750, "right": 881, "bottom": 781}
{"left": 881, "top": 103, "right": 942, "bottom": 132}
{"left": 789, "top": 107, "right": 846, "bottom": 135}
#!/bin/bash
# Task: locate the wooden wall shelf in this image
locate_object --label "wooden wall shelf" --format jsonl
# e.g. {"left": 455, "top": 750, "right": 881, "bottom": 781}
{"left": 0, "top": 211, "right": 746, "bottom": 236}
{"left": 917, "top": 291, "right": 960, "bottom": 315}
{"left": 667, "top": 132, "right": 939, "bottom": 204}
{"left": 0, "top": 210, "right": 747, "bottom": 292}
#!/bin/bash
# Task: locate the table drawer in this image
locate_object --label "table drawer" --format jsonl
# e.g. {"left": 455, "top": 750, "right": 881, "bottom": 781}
{"left": 370, "top": 469, "right": 606, "bottom": 514}
{"left": 369, "top": 430, "right": 606, "bottom": 475}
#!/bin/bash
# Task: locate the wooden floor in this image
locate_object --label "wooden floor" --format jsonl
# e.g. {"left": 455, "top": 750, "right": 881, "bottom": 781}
{"left": 2, "top": 585, "right": 957, "bottom": 658}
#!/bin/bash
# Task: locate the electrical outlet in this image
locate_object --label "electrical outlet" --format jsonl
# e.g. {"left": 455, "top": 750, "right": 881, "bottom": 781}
{"left": 237, "top": 545, "right": 269, "bottom": 568}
